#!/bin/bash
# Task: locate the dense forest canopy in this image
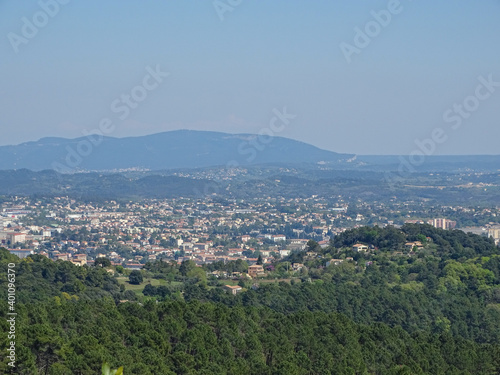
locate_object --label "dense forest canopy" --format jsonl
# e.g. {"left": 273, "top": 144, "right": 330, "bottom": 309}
{"left": 1, "top": 224, "right": 500, "bottom": 374}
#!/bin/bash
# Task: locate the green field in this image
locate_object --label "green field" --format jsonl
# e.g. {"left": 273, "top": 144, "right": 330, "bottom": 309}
{"left": 218, "top": 277, "right": 299, "bottom": 286}
{"left": 116, "top": 276, "right": 169, "bottom": 295}
{"left": 117, "top": 275, "right": 300, "bottom": 296}
{"left": 257, "top": 278, "right": 297, "bottom": 284}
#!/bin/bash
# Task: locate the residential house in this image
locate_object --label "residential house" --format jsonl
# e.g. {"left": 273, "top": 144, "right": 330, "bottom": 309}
{"left": 272, "top": 235, "right": 286, "bottom": 242}
{"left": 8, "top": 249, "right": 33, "bottom": 259}
{"left": 292, "top": 263, "right": 304, "bottom": 271}
{"left": 248, "top": 265, "right": 265, "bottom": 278}
{"left": 326, "top": 259, "right": 344, "bottom": 267}
{"left": 352, "top": 244, "right": 368, "bottom": 252}
{"left": 405, "top": 241, "right": 424, "bottom": 251}
{"left": 223, "top": 285, "right": 242, "bottom": 295}
{"left": 279, "top": 249, "right": 291, "bottom": 257}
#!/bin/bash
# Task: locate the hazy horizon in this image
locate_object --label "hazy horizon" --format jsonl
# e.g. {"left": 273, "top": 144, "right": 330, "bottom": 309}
{"left": 1, "top": 129, "right": 499, "bottom": 157}
{"left": 1, "top": 1, "right": 499, "bottom": 155}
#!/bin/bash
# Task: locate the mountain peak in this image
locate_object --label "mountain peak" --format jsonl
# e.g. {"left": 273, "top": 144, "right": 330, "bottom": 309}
{"left": 0, "top": 131, "right": 354, "bottom": 172}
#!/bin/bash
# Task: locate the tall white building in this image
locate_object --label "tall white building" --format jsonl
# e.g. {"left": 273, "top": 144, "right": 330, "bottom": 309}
{"left": 428, "top": 218, "right": 456, "bottom": 230}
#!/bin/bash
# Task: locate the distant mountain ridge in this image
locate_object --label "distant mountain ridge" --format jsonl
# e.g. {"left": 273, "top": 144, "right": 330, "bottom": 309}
{"left": 0, "top": 130, "right": 353, "bottom": 172}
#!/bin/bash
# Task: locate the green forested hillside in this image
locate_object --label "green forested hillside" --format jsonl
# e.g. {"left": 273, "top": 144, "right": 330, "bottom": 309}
{"left": 1, "top": 225, "right": 500, "bottom": 374}
{"left": 2, "top": 298, "right": 500, "bottom": 374}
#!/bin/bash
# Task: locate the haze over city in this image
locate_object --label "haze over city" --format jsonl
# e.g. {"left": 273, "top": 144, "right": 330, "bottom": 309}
{"left": 3, "top": 2, "right": 500, "bottom": 374}
{"left": 1, "top": 0, "right": 499, "bottom": 155}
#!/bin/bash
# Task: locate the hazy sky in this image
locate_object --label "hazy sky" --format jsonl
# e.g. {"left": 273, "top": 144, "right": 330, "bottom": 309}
{"left": 1, "top": 1, "right": 499, "bottom": 155}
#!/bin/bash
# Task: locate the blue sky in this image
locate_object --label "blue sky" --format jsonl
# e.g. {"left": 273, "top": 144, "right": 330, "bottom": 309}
{"left": 1, "top": 0, "right": 499, "bottom": 155}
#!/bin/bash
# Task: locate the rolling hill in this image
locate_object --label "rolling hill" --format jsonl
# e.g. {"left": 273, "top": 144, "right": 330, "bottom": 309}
{"left": 0, "top": 130, "right": 353, "bottom": 172}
